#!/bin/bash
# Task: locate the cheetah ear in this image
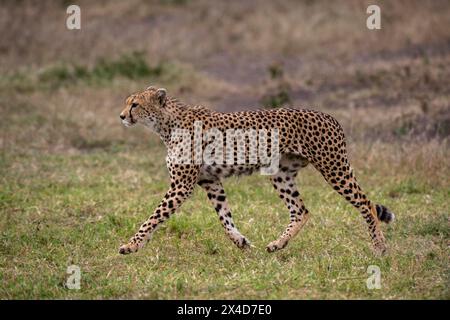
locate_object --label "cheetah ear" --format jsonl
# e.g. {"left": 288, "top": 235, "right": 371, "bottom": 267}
{"left": 156, "top": 88, "right": 167, "bottom": 107}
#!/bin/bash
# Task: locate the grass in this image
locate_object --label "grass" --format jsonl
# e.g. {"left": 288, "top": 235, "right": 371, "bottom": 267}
{"left": 0, "top": 136, "right": 448, "bottom": 299}
{"left": 0, "top": 52, "right": 167, "bottom": 92}
{"left": 261, "top": 63, "right": 293, "bottom": 108}
{"left": 261, "top": 85, "right": 292, "bottom": 109}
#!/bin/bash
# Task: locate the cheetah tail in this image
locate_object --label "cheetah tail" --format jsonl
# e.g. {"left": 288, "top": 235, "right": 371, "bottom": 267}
{"left": 375, "top": 204, "right": 395, "bottom": 224}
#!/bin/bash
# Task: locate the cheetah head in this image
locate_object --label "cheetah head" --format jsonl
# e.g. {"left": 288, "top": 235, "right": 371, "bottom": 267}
{"left": 120, "top": 86, "right": 167, "bottom": 129}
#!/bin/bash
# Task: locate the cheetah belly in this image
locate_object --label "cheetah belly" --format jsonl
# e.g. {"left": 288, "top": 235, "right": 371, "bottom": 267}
{"left": 200, "top": 163, "right": 262, "bottom": 179}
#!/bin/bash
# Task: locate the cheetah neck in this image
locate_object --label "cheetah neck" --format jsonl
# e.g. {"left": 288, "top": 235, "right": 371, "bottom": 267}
{"left": 149, "top": 98, "right": 190, "bottom": 146}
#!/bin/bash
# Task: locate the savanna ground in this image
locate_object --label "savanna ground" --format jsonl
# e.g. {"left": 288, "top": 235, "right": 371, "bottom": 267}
{"left": 0, "top": 0, "right": 449, "bottom": 299}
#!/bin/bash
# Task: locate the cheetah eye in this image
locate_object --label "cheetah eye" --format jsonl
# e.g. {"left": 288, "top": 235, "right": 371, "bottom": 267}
{"left": 131, "top": 103, "right": 139, "bottom": 109}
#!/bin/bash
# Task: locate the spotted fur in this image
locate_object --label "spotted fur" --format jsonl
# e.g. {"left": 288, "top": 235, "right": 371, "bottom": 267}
{"left": 118, "top": 87, "right": 394, "bottom": 255}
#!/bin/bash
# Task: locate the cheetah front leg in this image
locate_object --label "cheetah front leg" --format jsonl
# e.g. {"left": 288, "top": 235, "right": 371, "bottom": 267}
{"left": 198, "top": 178, "right": 251, "bottom": 249}
{"left": 119, "top": 165, "right": 198, "bottom": 254}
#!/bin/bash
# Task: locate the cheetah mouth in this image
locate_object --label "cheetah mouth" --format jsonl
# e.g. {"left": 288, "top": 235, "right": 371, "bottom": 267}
{"left": 122, "top": 119, "right": 136, "bottom": 127}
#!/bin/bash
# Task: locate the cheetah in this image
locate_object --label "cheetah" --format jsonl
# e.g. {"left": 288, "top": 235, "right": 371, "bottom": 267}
{"left": 118, "top": 86, "right": 394, "bottom": 255}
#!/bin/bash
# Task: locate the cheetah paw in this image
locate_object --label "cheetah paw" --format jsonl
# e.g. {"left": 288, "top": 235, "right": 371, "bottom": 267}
{"left": 266, "top": 240, "right": 287, "bottom": 253}
{"left": 119, "top": 242, "right": 139, "bottom": 255}
{"left": 373, "top": 243, "right": 387, "bottom": 256}
{"left": 236, "top": 237, "right": 252, "bottom": 249}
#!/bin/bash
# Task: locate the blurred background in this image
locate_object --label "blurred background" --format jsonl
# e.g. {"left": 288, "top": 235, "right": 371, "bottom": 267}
{"left": 0, "top": 0, "right": 449, "bottom": 299}
{"left": 1, "top": 0, "right": 450, "bottom": 146}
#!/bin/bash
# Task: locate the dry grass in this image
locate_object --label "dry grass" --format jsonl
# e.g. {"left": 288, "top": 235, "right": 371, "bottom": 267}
{"left": 2, "top": 0, "right": 450, "bottom": 70}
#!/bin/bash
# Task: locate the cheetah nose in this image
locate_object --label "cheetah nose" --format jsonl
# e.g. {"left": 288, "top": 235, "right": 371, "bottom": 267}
{"left": 120, "top": 114, "right": 126, "bottom": 120}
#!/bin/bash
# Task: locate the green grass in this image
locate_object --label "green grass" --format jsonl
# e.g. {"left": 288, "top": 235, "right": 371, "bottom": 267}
{"left": 261, "top": 63, "right": 292, "bottom": 108}
{"left": 0, "top": 62, "right": 448, "bottom": 299}
{"left": 1, "top": 141, "right": 448, "bottom": 299}
{"left": 0, "top": 52, "right": 168, "bottom": 92}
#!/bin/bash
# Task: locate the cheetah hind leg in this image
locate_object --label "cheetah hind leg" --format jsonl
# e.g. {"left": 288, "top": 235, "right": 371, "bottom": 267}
{"left": 316, "top": 161, "right": 391, "bottom": 255}
{"left": 266, "top": 155, "right": 310, "bottom": 252}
